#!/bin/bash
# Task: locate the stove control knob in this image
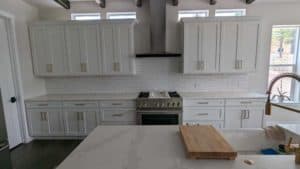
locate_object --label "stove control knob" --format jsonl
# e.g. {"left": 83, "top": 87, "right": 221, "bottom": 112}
{"left": 161, "top": 103, "right": 165, "bottom": 107}
{"left": 156, "top": 103, "right": 160, "bottom": 107}
{"left": 172, "top": 102, "right": 176, "bottom": 107}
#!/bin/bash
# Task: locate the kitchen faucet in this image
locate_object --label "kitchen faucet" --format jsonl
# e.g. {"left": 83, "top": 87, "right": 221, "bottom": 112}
{"left": 266, "top": 73, "right": 300, "bottom": 115}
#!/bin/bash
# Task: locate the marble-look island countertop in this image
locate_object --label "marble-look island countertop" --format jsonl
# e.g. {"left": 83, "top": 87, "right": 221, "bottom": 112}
{"left": 179, "top": 91, "right": 267, "bottom": 99}
{"left": 25, "top": 93, "right": 139, "bottom": 101}
{"left": 57, "top": 126, "right": 297, "bottom": 169}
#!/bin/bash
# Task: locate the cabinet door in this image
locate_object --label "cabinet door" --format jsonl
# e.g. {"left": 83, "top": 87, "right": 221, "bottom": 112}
{"left": 220, "top": 21, "right": 239, "bottom": 73}
{"left": 65, "top": 23, "right": 101, "bottom": 75}
{"left": 27, "top": 109, "right": 50, "bottom": 136}
{"left": 47, "top": 110, "right": 65, "bottom": 136}
{"left": 225, "top": 107, "right": 243, "bottom": 129}
{"left": 30, "top": 24, "right": 66, "bottom": 76}
{"left": 183, "top": 22, "right": 219, "bottom": 74}
{"left": 114, "top": 23, "right": 135, "bottom": 75}
{"left": 237, "top": 21, "right": 260, "bottom": 72}
{"left": 64, "top": 110, "right": 98, "bottom": 136}
{"left": 242, "top": 108, "right": 264, "bottom": 128}
{"left": 183, "top": 23, "right": 198, "bottom": 73}
{"left": 101, "top": 22, "right": 135, "bottom": 75}
{"left": 101, "top": 23, "right": 115, "bottom": 74}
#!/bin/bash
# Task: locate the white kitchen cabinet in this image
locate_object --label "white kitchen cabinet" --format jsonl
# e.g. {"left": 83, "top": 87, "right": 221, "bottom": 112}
{"left": 225, "top": 107, "right": 264, "bottom": 129}
{"left": 220, "top": 20, "right": 260, "bottom": 73}
{"left": 100, "top": 109, "right": 136, "bottom": 125}
{"left": 101, "top": 22, "right": 135, "bottom": 75}
{"left": 63, "top": 109, "right": 98, "bottom": 136}
{"left": 183, "top": 21, "right": 220, "bottom": 74}
{"left": 65, "top": 23, "right": 101, "bottom": 75}
{"left": 182, "top": 17, "right": 260, "bottom": 74}
{"left": 29, "top": 24, "right": 67, "bottom": 76}
{"left": 27, "top": 108, "right": 64, "bottom": 136}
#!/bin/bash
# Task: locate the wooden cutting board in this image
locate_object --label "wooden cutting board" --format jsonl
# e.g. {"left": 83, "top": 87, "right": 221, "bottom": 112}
{"left": 179, "top": 125, "right": 237, "bottom": 160}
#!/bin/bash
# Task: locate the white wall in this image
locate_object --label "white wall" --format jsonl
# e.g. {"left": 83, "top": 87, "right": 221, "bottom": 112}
{"left": 38, "top": 0, "right": 300, "bottom": 94}
{"left": 0, "top": 0, "right": 46, "bottom": 99}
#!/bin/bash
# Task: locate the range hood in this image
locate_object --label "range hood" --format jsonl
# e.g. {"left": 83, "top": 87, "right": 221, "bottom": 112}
{"left": 136, "top": 0, "right": 181, "bottom": 57}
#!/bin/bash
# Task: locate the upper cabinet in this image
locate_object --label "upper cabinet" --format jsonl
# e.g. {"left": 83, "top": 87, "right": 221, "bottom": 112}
{"left": 65, "top": 23, "right": 101, "bottom": 75}
{"left": 29, "top": 20, "right": 135, "bottom": 77}
{"left": 182, "top": 17, "right": 260, "bottom": 74}
{"left": 183, "top": 21, "right": 220, "bottom": 74}
{"left": 29, "top": 23, "right": 67, "bottom": 76}
{"left": 101, "top": 22, "right": 135, "bottom": 75}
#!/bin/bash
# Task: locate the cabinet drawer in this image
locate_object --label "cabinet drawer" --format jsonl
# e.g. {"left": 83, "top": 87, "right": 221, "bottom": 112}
{"left": 100, "top": 100, "right": 135, "bottom": 108}
{"left": 26, "top": 102, "right": 62, "bottom": 108}
{"left": 183, "top": 121, "right": 224, "bottom": 129}
{"left": 183, "top": 108, "right": 224, "bottom": 121}
{"left": 101, "top": 109, "right": 136, "bottom": 122}
{"left": 63, "top": 101, "right": 98, "bottom": 108}
{"left": 184, "top": 99, "right": 225, "bottom": 107}
{"left": 226, "top": 99, "right": 266, "bottom": 106}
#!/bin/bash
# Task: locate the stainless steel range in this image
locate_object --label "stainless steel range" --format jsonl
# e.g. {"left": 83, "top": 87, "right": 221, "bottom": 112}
{"left": 136, "top": 91, "right": 183, "bottom": 125}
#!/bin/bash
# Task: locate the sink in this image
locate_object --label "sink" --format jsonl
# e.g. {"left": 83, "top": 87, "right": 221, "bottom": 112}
{"left": 220, "top": 128, "right": 284, "bottom": 154}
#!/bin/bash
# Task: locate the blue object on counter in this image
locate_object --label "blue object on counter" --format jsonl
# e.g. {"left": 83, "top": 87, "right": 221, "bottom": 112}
{"left": 261, "top": 148, "right": 279, "bottom": 155}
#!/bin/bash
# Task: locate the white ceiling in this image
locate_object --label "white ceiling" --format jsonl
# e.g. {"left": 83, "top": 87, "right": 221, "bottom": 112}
{"left": 23, "top": 0, "right": 299, "bottom": 8}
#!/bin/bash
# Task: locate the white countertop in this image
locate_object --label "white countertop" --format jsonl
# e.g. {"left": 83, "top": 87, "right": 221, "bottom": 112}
{"left": 179, "top": 91, "right": 267, "bottom": 99}
{"left": 57, "top": 126, "right": 297, "bottom": 169}
{"left": 25, "top": 93, "right": 139, "bottom": 101}
{"left": 25, "top": 91, "right": 267, "bottom": 102}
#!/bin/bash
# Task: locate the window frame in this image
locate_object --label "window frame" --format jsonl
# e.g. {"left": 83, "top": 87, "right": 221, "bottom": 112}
{"left": 215, "top": 9, "right": 246, "bottom": 17}
{"left": 106, "top": 12, "right": 137, "bottom": 20}
{"left": 268, "top": 25, "right": 300, "bottom": 101}
{"left": 178, "top": 10, "right": 209, "bottom": 21}
{"left": 71, "top": 13, "right": 101, "bottom": 21}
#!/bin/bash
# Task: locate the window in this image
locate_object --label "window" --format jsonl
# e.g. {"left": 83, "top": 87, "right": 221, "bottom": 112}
{"left": 106, "top": 12, "right": 136, "bottom": 20}
{"left": 215, "top": 9, "right": 246, "bottom": 17}
{"left": 178, "top": 10, "right": 209, "bottom": 21}
{"left": 71, "top": 13, "right": 101, "bottom": 21}
{"left": 268, "top": 26, "right": 300, "bottom": 102}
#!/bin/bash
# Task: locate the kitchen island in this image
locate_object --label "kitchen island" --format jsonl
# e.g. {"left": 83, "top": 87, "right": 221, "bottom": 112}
{"left": 57, "top": 126, "right": 298, "bottom": 169}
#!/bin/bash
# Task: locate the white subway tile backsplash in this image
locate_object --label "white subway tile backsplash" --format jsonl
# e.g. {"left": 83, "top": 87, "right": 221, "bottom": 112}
{"left": 46, "top": 58, "right": 249, "bottom": 94}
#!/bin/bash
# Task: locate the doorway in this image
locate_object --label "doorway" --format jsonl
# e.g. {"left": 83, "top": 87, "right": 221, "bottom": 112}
{"left": 0, "top": 12, "right": 25, "bottom": 148}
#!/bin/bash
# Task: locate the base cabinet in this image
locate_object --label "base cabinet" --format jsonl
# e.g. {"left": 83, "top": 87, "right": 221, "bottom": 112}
{"left": 64, "top": 109, "right": 98, "bottom": 136}
{"left": 225, "top": 107, "right": 264, "bottom": 129}
{"left": 27, "top": 108, "right": 64, "bottom": 137}
{"left": 100, "top": 109, "right": 136, "bottom": 125}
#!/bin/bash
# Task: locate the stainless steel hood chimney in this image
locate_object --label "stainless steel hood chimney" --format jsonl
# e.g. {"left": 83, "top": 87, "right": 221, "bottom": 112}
{"left": 136, "top": 0, "right": 181, "bottom": 57}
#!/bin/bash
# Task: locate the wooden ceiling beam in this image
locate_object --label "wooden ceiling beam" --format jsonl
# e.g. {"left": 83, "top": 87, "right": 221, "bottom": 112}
{"left": 172, "top": 0, "right": 179, "bottom": 6}
{"left": 136, "top": 0, "right": 142, "bottom": 7}
{"left": 99, "top": 0, "right": 106, "bottom": 8}
{"left": 54, "top": 0, "right": 70, "bottom": 9}
{"left": 246, "top": 0, "right": 255, "bottom": 4}
{"left": 210, "top": 0, "right": 216, "bottom": 5}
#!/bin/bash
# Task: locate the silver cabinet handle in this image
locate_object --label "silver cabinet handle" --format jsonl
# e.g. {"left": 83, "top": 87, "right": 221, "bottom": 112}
{"left": 241, "top": 110, "right": 246, "bottom": 119}
{"left": 112, "top": 113, "right": 124, "bottom": 117}
{"left": 240, "top": 101, "right": 252, "bottom": 104}
{"left": 46, "top": 64, "right": 53, "bottom": 73}
{"left": 38, "top": 104, "right": 48, "bottom": 106}
{"left": 112, "top": 103, "right": 123, "bottom": 106}
{"left": 40, "top": 112, "right": 47, "bottom": 121}
{"left": 197, "top": 113, "right": 209, "bottom": 116}
{"left": 44, "top": 112, "right": 48, "bottom": 121}
{"left": 74, "top": 104, "right": 86, "bottom": 106}
{"left": 80, "top": 63, "right": 87, "bottom": 72}
{"left": 246, "top": 110, "right": 250, "bottom": 119}
{"left": 197, "top": 102, "right": 209, "bottom": 105}
{"left": 77, "top": 112, "right": 84, "bottom": 121}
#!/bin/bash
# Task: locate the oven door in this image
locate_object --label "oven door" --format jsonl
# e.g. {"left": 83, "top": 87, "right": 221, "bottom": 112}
{"left": 137, "top": 110, "right": 182, "bottom": 125}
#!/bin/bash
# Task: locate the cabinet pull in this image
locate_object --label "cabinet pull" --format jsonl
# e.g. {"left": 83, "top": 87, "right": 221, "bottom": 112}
{"left": 240, "top": 110, "right": 245, "bottom": 119}
{"left": 112, "top": 103, "right": 123, "bottom": 106}
{"left": 44, "top": 112, "right": 48, "bottom": 121}
{"left": 40, "top": 112, "right": 44, "bottom": 121}
{"left": 112, "top": 113, "right": 123, "bottom": 117}
{"left": 240, "top": 101, "right": 252, "bottom": 104}
{"left": 46, "top": 64, "right": 53, "bottom": 73}
{"left": 38, "top": 104, "right": 48, "bottom": 106}
{"left": 197, "top": 113, "right": 209, "bottom": 116}
{"left": 113, "top": 62, "right": 120, "bottom": 72}
{"left": 246, "top": 110, "right": 250, "bottom": 119}
{"left": 77, "top": 112, "right": 84, "bottom": 121}
{"left": 219, "top": 110, "right": 222, "bottom": 119}
{"left": 74, "top": 104, "right": 86, "bottom": 106}
{"left": 197, "top": 102, "right": 209, "bottom": 105}
{"left": 80, "top": 63, "right": 87, "bottom": 72}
